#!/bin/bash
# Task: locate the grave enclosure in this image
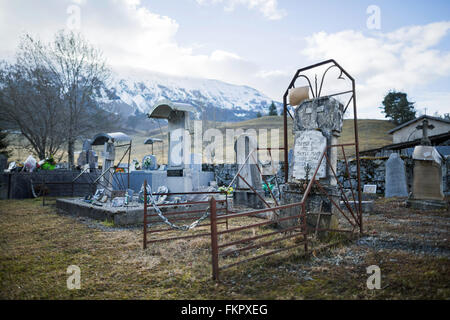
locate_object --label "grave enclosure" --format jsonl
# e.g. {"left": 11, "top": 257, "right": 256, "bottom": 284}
{"left": 141, "top": 59, "right": 364, "bottom": 281}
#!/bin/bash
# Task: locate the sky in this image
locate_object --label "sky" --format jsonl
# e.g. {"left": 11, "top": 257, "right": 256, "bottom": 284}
{"left": 0, "top": 0, "right": 449, "bottom": 119}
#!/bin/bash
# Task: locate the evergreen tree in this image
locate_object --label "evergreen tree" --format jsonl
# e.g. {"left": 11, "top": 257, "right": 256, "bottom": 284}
{"left": 268, "top": 101, "right": 278, "bottom": 116}
{"left": 381, "top": 91, "right": 416, "bottom": 125}
{"left": 256, "top": 111, "right": 262, "bottom": 118}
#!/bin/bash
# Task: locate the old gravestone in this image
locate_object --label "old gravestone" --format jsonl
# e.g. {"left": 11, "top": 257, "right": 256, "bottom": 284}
{"left": 385, "top": 153, "right": 408, "bottom": 198}
{"left": 101, "top": 141, "right": 115, "bottom": 196}
{"left": 407, "top": 145, "right": 447, "bottom": 210}
{"left": 280, "top": 96, "right": 344, "bottom": 233}
{"left": 233, "top": 134, "right": 264, "bottom": 209}
{"left": 77, "top": 139, "right": 97, "bottom": 170}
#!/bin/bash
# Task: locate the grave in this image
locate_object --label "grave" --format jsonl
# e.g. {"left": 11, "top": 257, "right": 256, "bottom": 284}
{"left": 147, "top": 100, "right": 214, "bottom": 193}
{"left": 406, "top": 119, "right": 448, "bottom": 210}
{"left": 55, "top": 100, "right": 215, "bottom": 224}
{"left": 76, "top": 139, "right": 98, "bottom": 170}
{"left": 385, "top": 153, "right": 408, "bottom": 198}
{"left": 280, "top": 96, "right": 344, "bottom": 234}
{"left": 233, "top": 134, "right": 264, "bottom": 209}
{"left": 407, "top": 145, "right": 448, "bottom": 210}
{"left": 91, "top": 132, "right": 131, "bottom": 197}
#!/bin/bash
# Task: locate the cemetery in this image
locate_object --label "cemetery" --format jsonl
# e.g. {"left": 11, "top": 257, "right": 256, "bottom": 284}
{"left": 1, "top": 59, "right": 449, "bottom": 299}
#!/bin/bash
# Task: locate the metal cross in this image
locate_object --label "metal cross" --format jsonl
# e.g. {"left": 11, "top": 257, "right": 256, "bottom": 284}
{"left": 416, "top": 118, "right": 435, "bottom": 146}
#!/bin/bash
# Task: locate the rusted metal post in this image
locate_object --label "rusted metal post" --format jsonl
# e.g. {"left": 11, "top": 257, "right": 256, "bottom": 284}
{"left": 225, "top": 193, "right": 229, "bottom": 230}
{"left": 283, "top": 95, "right": 289, "bottom": 183}
{"left": 237, "top": 173, "right": 272, "bottom": 209}
{"left": 251, "top": 153, "right": 279, "bottom": 207}
{"left": 143, "top": 179, "right": 147, "bottom": 250}
{"left": 302, "top": 202, "right": 308, "bottom": 253}
{"left": 351, "top": 85, "right": 363, "bottom": 235}
{"left": 210, "top": 197, "right": 219, "bottom": 281}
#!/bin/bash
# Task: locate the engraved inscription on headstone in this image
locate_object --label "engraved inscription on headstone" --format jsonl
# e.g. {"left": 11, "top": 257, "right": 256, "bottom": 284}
{"left": 293, "top": 130, "right": 326, "bottom": 180}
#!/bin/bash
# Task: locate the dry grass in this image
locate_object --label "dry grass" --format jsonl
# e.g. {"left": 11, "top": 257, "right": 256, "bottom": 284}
{"left": 1, "top": 197, "right": 448, "bottom": 299}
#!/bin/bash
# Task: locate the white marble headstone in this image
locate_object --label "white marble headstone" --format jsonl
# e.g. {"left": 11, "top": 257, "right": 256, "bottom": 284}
{"left": 292, "top": 130, "right": 327, "bottom": 180}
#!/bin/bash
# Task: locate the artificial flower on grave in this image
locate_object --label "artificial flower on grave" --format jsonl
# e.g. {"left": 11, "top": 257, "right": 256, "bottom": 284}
{"left": 218, "top": 186, "right": 234, "bottom": 195}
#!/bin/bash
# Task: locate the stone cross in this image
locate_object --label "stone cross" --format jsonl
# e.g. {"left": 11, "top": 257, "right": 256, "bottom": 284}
{"left": 416, "top": 118, "right": 434, "bottom": 146}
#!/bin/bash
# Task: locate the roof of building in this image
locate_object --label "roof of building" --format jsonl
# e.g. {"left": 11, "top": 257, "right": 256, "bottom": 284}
{"left": 388, "top": 115, "right": 450, "bottom": 134}
{"left": 360, "top": 131, "right": 450, "bottom": 156}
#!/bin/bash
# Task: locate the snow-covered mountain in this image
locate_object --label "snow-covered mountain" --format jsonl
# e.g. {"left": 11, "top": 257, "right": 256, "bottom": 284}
{"left": 97, "top": 69, "right": 281, "bottom": 122}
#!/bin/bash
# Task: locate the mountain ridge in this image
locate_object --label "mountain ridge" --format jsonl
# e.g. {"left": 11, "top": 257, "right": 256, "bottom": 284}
{"left": 97, "top": 68, "right": 281, "bottom": 122}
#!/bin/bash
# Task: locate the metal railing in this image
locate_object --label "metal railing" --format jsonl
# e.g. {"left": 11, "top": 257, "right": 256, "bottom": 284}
{"left": 207, "top": 143, "right": 362, "bottom": 280}
{"left": 142, "top": 183, "right": 231, "bottom": 249}
{"left": 141, "top": 143, "right": 363, "bottom": 281}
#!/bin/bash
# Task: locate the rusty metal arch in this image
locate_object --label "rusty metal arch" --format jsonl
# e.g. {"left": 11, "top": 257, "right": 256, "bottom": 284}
{"left": 282, "top": 59, "right": 363, "bottom": 234}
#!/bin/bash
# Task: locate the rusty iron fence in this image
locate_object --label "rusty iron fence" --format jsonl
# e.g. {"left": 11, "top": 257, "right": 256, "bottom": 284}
{"left": 142, "top": 184, "right": 231, "bottom": 249}
{"left": 207, "top": 142, "right": 362, "bottom": 281}
{"left": 282, "top": 59, "right": 363, "bottom": 220}
{"left": 141, "top": 59, "right": 363, "bottom": 282}
{"left": 142, "top": 142, "right": 362, "bottom": 281}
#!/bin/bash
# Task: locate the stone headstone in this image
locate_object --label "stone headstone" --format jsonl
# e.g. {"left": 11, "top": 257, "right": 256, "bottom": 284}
{"left": 77, "top": 139, "right": 97, "bottom": 169}
{"left": 234, "top": 134, "right": 262, "bottom": 190}
{"left": 385, "top": 153, "right": 408, "bottom": 198}
{"left": 289, "top": 96, "right": 344, "bottom": 185}
{"left": 168, "top": 111, "right": 191, "bottom": 169}
{"left": 280, "top": 97, "right": 345, "bottom": 232}
{"left": 101, "top": 142, "right": 115, "bottom": 196}
{"left": 233, "top": 134, "right": 264, "bottom": 208}
{"left": 411, "top": 146, "right": 444, "bottom": 201}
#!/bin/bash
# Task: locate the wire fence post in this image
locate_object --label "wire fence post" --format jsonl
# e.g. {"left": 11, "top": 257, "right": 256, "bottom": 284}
{"left": 210, "top": 196, "right": 219, "bottom": 281}
{"left": 143, "top": 179, "right": 147, "bottom": 250}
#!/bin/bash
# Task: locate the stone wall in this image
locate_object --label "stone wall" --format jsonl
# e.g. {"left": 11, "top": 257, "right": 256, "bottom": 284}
{"left": 212, "top": 156, "right": 450, "bottom": 196}
{"left": 212, "top": 162, "right": 286, "bottom": 187}
{"left": 335, "top": 158, "right": 405, "bottom": 195}
{"left": 0, "top": 171, "right": 99, "bottom": 199}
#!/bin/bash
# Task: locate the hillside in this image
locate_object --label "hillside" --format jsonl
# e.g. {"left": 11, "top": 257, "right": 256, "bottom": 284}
{"left": 6, "top": 117, "right": 396, "bottom": 166}
{"left": 104, "top": 117, "right": 396, "bottom": 166}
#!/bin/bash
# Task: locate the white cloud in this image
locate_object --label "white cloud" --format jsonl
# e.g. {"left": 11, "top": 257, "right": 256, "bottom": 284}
{"left": 0, "top": 0, "right": 258, "bottom": 87}
{"left": 1, "top": 1, "right": 449, "bottom": 119}
{"left": 301, "top": 22, "right": 450, "bottom": 118}
{"left": 196, "top": 0, "right": 286, "bottom": 20}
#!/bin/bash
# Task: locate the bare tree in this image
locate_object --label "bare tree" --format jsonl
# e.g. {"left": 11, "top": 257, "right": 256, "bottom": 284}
{"left": 0, "top": 30, "right": 121, "bottom": 164}
{"left": 0, "top": 62, "right": 66, "bottom": 159}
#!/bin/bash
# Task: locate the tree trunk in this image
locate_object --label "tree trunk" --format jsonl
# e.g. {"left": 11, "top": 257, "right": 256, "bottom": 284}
{"left": 68, "top": 138, "right": 75, "bottom": 169}
{"left": 37, "top": 149, "right": 45, "bottom": 161}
